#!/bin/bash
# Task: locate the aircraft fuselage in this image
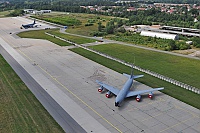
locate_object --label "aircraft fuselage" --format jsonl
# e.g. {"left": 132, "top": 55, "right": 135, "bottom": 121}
{"left": 115, "top": 77, "right": 133, "bottom": 106}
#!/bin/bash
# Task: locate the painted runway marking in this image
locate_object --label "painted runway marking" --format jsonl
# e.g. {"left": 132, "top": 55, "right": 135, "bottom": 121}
{"left": 127, "top": 95, "right": 199, "bottom": 133}
{"left": 160, "top": 117, "right": 194, "bottom": 133}
{"left": 127, "top": 97, "right": 165, "bottom": 112}
{"left": 16, "top": 48, "right": 123, "bottom": 133}
{"left": 159, "top": 103, "right": 200, "bottom": 132}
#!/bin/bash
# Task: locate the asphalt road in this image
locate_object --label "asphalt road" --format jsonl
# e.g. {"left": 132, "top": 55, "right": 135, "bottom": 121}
{"left": 60, "top": 29, "right": 200, "bottom": 60}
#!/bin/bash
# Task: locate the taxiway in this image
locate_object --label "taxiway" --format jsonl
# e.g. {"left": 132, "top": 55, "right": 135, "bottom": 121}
{"left": 0, "top": 17, "right": 199, "bottom": 133}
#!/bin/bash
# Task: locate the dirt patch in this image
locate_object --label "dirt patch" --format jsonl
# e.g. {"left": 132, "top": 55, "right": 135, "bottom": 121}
{"left": 173, "top": 49, "right": 200, "bottom": 58}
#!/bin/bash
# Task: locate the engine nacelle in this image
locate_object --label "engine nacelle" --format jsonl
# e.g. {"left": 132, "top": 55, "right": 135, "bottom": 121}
{"left": 105, "top": 91, "right": 111, "bottom": 98}
{"left": 148, "top": 92, "right": 153, "bottom": 99}
{"left": 98, "top": 86, "right": 103, "bottom": 93}
{"left": 136, "top": 95, "right": 141, "bottom": 102}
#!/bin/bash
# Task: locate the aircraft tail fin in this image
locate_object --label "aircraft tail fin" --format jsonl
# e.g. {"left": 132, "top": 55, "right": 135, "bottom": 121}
{"left": 123, "top": 64, "right": 144, "bottom": 79}
{"left": 133, "top": 75, "right": 144, "bottom": 79}
{"left": 131, "top": 64, "right": 134, "bottom": 77}
{"left": 33, "top": 19, "right": 36, "bottom": 24}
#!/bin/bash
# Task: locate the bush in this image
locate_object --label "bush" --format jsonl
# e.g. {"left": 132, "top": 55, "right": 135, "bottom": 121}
{"left": 192, "top": 37, "right": 200, "bottom": 48}
{"left": 117, "top": 27, "right": 126, "bottom": 33}
{"left": 88, "top": 19, "right": 96, "bottom": 23}
{"left": 91, "top": 31, "right": 107, "bottom": 36}
{"left": 176, "top": 41, "right": 191, "bottom": 50}
{"left": 6, "top": 9, "right": 24, "bottom": 17}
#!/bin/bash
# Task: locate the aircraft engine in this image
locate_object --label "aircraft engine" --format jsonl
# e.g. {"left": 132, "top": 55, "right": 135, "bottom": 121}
{"left": 98, "top": 86, "right": 103, "bottom": 92}
{"left": 148, "top": 92, "right": 153, "bottom": 99}
{"left": 105, "top": 91, "right": 111, "bottom": 98}
{"left": 136, "top": 95, "right": 141, "bottom": 102}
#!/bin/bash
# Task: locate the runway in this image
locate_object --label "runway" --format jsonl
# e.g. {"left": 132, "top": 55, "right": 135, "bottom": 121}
{"left": 0, "top": 37, "right": 86, "bottom": 133}
{"left": 0, "top": 17, "right": 199, "bottom": 133}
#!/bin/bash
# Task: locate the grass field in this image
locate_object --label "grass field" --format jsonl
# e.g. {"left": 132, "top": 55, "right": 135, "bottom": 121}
{"left": 70, "top": 47, "right": 200, "bottom": 109}
{"left": 89, "top": 44, "right": 200, "bottom": 89}
{"left": 33, "top": 12, "right": 112, "bottom": 36}
{"left": 65, "top": 13, "right": 111, "bottom": 36}
{"left": 17, "top": 29, "right": 72, "bottom": 46}
{"left": 33, "top": 14, "right": 81, "bottom": 26}
{"left": 0, "top": 55, "right": 64, "bottom": 132}
{"left": 0, "top": 10, "right": 13, "bottom": 18}
{"left": 17, "top": 28, "right": 96, "bottom": 45}
{"left": 47, "top": 30, "right": 96, "bottom": 44}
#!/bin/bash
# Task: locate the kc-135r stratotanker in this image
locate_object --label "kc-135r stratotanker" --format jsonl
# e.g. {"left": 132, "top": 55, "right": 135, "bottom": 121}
{"left": 96, "top": 66, "right": 164, "bottom": 107}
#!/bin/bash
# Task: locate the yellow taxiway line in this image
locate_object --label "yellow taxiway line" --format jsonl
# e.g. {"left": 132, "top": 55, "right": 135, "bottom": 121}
{"left": 16, "top": 48, "right": 123, "bottom": 133}
{"left": 11, "top": 44, "right": 199, "bottom": 133}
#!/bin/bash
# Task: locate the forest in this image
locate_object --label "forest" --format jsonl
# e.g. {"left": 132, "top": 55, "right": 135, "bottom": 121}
{"left": 4, "top": 0, "right": 200, "bottom": 4}
{"left": 1, "top": 0, "right": 200, "bottom": 28}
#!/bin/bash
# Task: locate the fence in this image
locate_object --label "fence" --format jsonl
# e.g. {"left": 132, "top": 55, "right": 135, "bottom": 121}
{"left": 45, "top": 32, "right": 200, "bottom": 94}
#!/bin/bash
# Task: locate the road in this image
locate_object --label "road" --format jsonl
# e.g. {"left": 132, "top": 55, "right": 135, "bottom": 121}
{"left": 59, "top": 28, "right": 200, "bottom": 60}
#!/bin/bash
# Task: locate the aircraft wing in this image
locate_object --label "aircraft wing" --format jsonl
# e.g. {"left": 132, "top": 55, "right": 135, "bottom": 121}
{"left": 126, "top": 87, "right": 164, "bottom": 98}
{"left": 96, "top": 80, "right": 120, "bottom": 95}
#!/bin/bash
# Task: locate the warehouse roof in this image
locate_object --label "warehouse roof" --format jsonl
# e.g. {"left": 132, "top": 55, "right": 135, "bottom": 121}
{"left": 140, "top": 31, "right": 179, "bottom": 40}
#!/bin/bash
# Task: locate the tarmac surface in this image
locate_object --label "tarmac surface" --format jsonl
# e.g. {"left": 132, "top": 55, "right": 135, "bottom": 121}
{"left": 0, "top": 17, "right": 199, "bottom": 133}
{"left": 0, "top": 37, "right": 86, "bottom": 133}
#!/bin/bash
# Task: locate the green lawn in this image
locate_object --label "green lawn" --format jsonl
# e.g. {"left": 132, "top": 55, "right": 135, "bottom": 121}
{"left": 0, "top": 55, "right": 64, "bottom": 132}
{"left": 0, "top": 10, "right": 13, "bottom": 18}
{"left": 47, "top": 30, "right": 96, "bottom": 44}
{"left": 17, "top": 29, "right": 72, "bottom": 46}
{"left": 17, "top": 29, "right": 96, "bottom": 45}
{"left": 90, "top": 44, "right": 200, "bottom": 89}
{"left": 70, "top": 47, "right": 200, "bottom": 109}
{"left": 33, "top": 15, "right": 81, "bottom": 26}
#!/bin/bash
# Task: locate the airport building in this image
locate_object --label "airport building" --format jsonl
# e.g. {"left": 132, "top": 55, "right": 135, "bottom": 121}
{"left": 24, "top": 9, "right": 34, "bottom": 13}
{"left": 140, "top": 31, "right": 179, "bottom": 40}
{"left": 33, "top": 10, "right": 51, "bottom": 14}
{"left": 24, "top": 9, "right": 51, "bottom": 15}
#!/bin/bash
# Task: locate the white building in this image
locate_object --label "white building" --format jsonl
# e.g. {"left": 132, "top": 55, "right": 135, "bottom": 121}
{"left": 33, "top": 10, "right": 51, "bottom": 15}
{"left": 33, "top": 10, "right": 43, "bottom": 15}
{"left": 140, "top": 31, "right": 179, "bottom": 40}
{"left": 24, "top": 9, "right": 34, "bottom": 13}
{"left": 41, "top": 10, "right": 51, "bottom": 13}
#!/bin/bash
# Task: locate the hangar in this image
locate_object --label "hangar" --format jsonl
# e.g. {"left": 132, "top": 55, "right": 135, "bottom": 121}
{"left": 140, "top": 31, "right": 179, "bottom": 40}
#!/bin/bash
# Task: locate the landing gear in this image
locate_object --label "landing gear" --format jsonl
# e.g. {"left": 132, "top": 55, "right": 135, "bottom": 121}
{"left": 115, "top": 102, "right": 119, "bottom": 107}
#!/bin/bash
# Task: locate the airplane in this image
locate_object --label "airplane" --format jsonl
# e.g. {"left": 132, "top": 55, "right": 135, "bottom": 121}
{"left": 96, "top": 66, "right": 164, "bottom": 107}
{"left": 21, "top": 19, "right": 38, "bottom": 29}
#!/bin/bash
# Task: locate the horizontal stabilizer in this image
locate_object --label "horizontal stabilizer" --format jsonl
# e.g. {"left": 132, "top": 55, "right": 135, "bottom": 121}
{"left": 123, "top": 73, "right": 131, "bottom": 78}
{"left": 133, "top": 75, "right": 144, "bottom": 79}
{"left": 123, "top": 73, "right": 144, "bottom": 79}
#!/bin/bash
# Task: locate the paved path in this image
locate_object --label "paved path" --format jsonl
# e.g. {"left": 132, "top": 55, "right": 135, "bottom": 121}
{"left": 60, "top": 29, "right": 200, "bottom": 60}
